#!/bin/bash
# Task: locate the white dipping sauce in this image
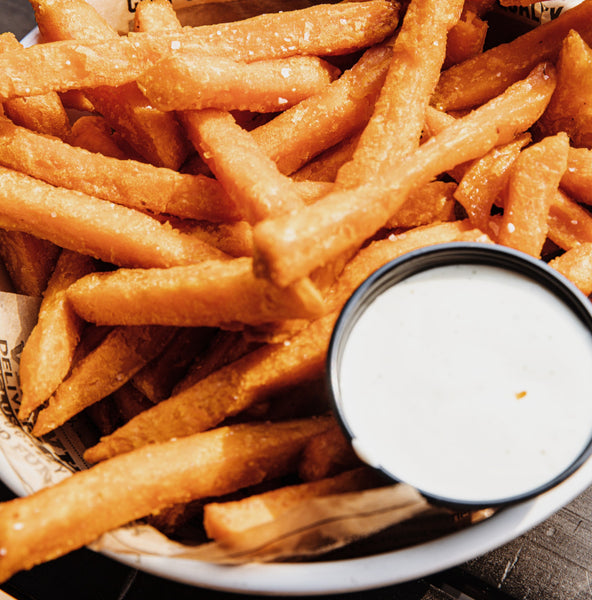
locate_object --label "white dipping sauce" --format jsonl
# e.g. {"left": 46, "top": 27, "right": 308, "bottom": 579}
{"left": 338, "top": 263, "right": 592, "bottom": 504}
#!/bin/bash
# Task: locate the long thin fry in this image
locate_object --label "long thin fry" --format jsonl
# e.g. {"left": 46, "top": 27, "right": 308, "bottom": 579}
{"left": 32, "top": 325, "right": 177, "bottom": 436}
{"left": 0, "top": 1, "right": 399, "bottom": 99}
{"left": 0, "top": 117, "right": 240, "bottom": 222}
{"left": 336, "top": 0, "right": 463, "bottom": 187}
{"left": 432, "top": 0, "right": 592, "bottom": 111}
{"left": 0, "top": 166, "right": 228, "bottom": 268}
{"left": 251, "top": 43, "right": 393, "bottom": 175}
{"left": 18, "top": 250, "right": 96, "bottom": 422}
{"left": 84, "top": 220, "right": 485, "bottom": 464}
{"left": 0, "top": 417, "right": 333, "bottom": 583}
{"left": 253, "top": 64, "right": 556, "bottom": 287}
{"left": 66, "top": 257, "right": 325, "bottom": 327}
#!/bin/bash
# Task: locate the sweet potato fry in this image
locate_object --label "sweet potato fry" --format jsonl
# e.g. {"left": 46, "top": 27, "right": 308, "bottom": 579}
{"left": 139, "top": 54, "right": 339, "bottom": 113}
{"left": 432, "top": 0, "right": 592, "bottom": 111}
{"left": 0, "top": 416, "right": 333, "bottom": 583}
{"left": 0, "top": 1, "right": 399, "bottom": 99}
{"left": 536, "top": 31, "right": 592, "bottom": 148}
{"left": 498, "top": 132, "right": 570, "bottom": 257}
{"left": 549, "top": 243, "right": 592, "bottom": 295}
{"left": 253, "top": 64, "right": 556, "bottom": 287}
{"left": 203, "top": 467, "right": 381, "bottom": 540}
{"left": 0, "top": 117, "right": 241, "bottom": 223}
{"left": 336, "top": 0, "right": 463, "bottom": 187}
{"left": 444, "top": 8, "right": 488, "bottom": 69}
{"left": 0, "top": 166, "right": 228, "bottom": 268}
{"left": 66, "top": 257, "right": 324, "bottom": 328}
{"left": 250, "top": 43, "right": 393, "bottom": 175}
{"left": 18, "top": 250, "right": 96, "bottom": 422}
{"left": 32, "top": 325, "right": 178, "bottom": 436}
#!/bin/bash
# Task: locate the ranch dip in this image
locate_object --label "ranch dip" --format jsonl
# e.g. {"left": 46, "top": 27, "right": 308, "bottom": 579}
{"left": 337, "top": 262, "right": 592, "bottom": 505}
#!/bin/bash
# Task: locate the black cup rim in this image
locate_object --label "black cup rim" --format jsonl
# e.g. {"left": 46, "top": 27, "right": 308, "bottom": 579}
{"left": 326, "top": 242, "right": 592, "bottom": 510}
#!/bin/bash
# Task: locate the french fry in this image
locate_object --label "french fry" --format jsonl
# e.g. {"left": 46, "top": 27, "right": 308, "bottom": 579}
{"left": 138, "top": 54, "right": 339, "bottom": 113}
{"left": 203, "top": 467, "right": 381, "bottom": 540}
{"left": 111, "top": 383, "right": 155, "bottom": 422}
{"left": 443, "top": 8, "right": 489, "bottom": 69}
{"left": 298, "top": 425, "right": 363, "bottom": 482}
{"left": 253, "top": 64, "right": 556, "bottom": 287}
{"left": 18, "top": 250, "right": 96, "bottom": 422}
{"left": 0, "top": 33, "right": 70, "bottom": 139}
{"left": 549, "top": 243, "right": 592, "bottom": 295}
{"left": 66, "top": 257, "right": 324, "bottom": 327}
{"left": 84, "top": 220, "right": 486, "bottom": 464}
{"left": 547, "top": 190, "right": 592, "bottom": 251}
{"left": 0, "top": 416, "right": 334, "bottom": 583}
{"left": 0, "top": 1, "right": 399, "bottom": 100}
{"left": 0, "top": 165, "right": 228, "bottom": 268}
{"left": 0, "top": 230, "right": 61, "bottom": 297}
{"left": 454, "top": 134, "right": 531, "bottom": 233}
{"left": 498, "top": 132, "right": 570, "bottom": 257}
{"left": 186, "top": 220, "right": 254, "bottom": 258}
{"left": 336, "top": 0, "right": 464, "bottom": 187}
{"left": 131, "top": 327, "right": 218, "bottom": 403}
{"left": 432, "top": 0, "right": 592, "bottom": 111}
{"left": 0, "top": 117, "right": 241, "bottom": 223}
{"left": 134, "top": 0, "right": 183, "bottom": 32}
{"left": 536, "top": 30, "right": 592, "bottom": 149}
{"left": 182, "top": 109, "right": 307, "bottom": 223}
{"left": 251, "top": 43, "right": 393, "bottom": 175}
{"left": 560, "top": 146, "right": 592, "bottom": 206}
{"left": 32, "top": 325, "right": 178, "bottom": 436}
{"left": 67, "top": 116, "right": 130, "bottom": 160}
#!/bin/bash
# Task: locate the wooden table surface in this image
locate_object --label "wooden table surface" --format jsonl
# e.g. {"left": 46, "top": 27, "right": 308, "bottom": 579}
{"left": 2, "top": 1, "right": 592, "bottom": 598}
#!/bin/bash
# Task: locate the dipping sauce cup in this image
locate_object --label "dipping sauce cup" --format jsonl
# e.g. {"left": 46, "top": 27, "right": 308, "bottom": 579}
{"left": 327, "top": 243, "right": 592, "bottom": 509}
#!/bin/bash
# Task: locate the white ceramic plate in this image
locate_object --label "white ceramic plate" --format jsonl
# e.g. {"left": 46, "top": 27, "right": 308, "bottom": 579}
{"left": 5, "top": 23, "right": 592, "bottom": 598}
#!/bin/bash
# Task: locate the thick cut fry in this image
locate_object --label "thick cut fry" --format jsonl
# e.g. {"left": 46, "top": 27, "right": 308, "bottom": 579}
{"left": 134, "top": 0, "right": 183, "bottom": 32}
{"left": 251, "top": 44, "right": 393, "bottom": 175}
{"left": 0, "top": 166, "right": 228, "bottom": 269}
{"left": 0, "top": 417, "right": 333, "bottom": 583}
{"left": 444, "top": 9, "right": 488, "bottom": 69}
{"left": 298, "top": 425, "right": 362, "bottom": 482}
{"left": 454, "top": 134, "right": 531, "bottom": 233}
{"left": 182, "top": 109, "right": 308, "bottom": 223}
{"left": 84, "top": 221, "right": 486, "bottom": 464}
{"left": 537, "top": 31, "right": 592, "bottom": 148}
{"left": 203, "top": 467, "right": 381, "bottom": 540}
{"left": 0, "top": 1, "right": 399, "bottom": 99}
{"left": 547, "top": 190, "right": 592, "bottom": 251}
{"left": 18, "top": 250, "right": 96, "bottom": 422}
{"left": 0, "top": 230, "right": 60, "bottom": 297}
{"left": 138, "top": 55, "right": 339, "bottom": 113}
{"left": 336, "top": 0, "right": 463, "bottom": 187}
{"left": 187, "top": 220, "right": 254, "bottom": 258}
{"left": 432, "top": 0, "right": 592, "bottom": 111}
{"left": 498, "top": 132, "right": 569, "bottom": 257}
{"left": 549, "top": 243, "right": 592, "bottom": 295}
{"left": 561, "top": 147, "right": 592, "bottom": 206}
{"left": 0, "top": 33, "right": 70, "bottom": 139}
{"left": 66, "top": 257, "right": 324, "bottom": 328}
{"left": 0, "top": 117, "right": 241, "bottom": 223}
{"left": 253, "top": 64, "right": 556, "bottom": 287}
{"left": 131, "top": 328, "right": 215, "bottom": 404}
{"left": 32, "top": 325, "right": 177, "bottom": 436}
{"left": 83, "top": 315, "right": 336, "bottom": 463}
{"left": 67, "top": 116, "right": 130, "bottom": 160}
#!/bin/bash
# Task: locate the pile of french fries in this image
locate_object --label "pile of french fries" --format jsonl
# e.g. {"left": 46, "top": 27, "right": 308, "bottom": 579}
{"left": 1, "top": 0, "right": 592, "bottom": 583}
